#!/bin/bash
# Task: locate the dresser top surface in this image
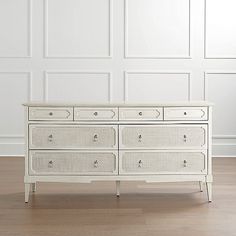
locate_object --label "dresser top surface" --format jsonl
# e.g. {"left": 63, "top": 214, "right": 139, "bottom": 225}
{"left": 23, "top": 101, "right": 213, "bottom": 107}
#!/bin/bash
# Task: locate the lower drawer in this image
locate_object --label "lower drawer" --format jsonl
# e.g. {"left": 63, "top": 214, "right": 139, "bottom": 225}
{"left": 119, "top": 151, "right": 206, "bottom": 175}
{"left": 29, "top": 151, "right": 118, "bottom": 175}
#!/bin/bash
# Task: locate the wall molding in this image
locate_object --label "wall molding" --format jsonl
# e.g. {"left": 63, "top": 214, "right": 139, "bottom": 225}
{"left": 204, "top": 71, "right": 236, "bottom": 100}
{"left": 124, "top": 0, "right": 191, "bottom": 59}
{"left": 124, "top": 71, "right": 191, "bottom": 102}
{"left": 204, "top": 0, "right": 236, "bottom": 59}
{"left": 0, "top": 0, "right": 32, "bottom": 58}
{"left": 44, "top": 71, "right": 113, "bottom": 102}
{"left": 44, "top": 0, "right": 113, "bottom": 58}
{"left": 0, "top": 71, "right": 32, "bottom": 140}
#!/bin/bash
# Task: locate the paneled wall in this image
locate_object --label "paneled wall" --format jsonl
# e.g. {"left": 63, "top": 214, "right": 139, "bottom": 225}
{"left": 0, "top": 0, "right": 236, "bottom": 156}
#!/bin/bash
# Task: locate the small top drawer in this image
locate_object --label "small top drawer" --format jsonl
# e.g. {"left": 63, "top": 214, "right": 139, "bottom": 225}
{"left": 164, "top": 107, "right": 208, "bottom": 121}
{"left": 29, "top": 107, "right": 73, "bottom": 121}
{"left": 119, "top": 107, "right": 163, "bottom": 120}
{"left": 74, "top": 107, "right": 118, "bottom": 121}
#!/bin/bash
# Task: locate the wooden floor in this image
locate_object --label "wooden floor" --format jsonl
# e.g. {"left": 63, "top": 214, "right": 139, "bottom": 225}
{"left": 0, "top": 158, "right": 236, "bottom": 236}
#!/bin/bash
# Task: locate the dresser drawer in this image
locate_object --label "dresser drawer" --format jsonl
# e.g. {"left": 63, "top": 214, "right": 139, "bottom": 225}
{"left": 120, "top": 151, "right": 206, "bottom": 174}
{"left": 119, "top": 107, "right": 163, "bottom": 120}
{"left": 29, "top": 150, "right": 118, "bottom": 175}
{"left": 74, "top": 107, "right": 118, "bottom": 121}
{"left": 164, "top": 107, "right": 208, "bottom": 120}
{"left": 119, "top": 125, "right": 207, "bottom": 149}
{"left": 29, "top": 107, "right": 73, "bottom": 121}
{"left": 29, "top": 125, "right": 117, "bottom": 149}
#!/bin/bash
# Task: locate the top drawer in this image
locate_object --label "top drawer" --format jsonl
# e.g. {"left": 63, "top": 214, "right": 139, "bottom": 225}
{"left": 74, "top": 107, "right": 118, "bottom": 121}
{"left": 29, "top": 107, "right": 73, "bottom": 121}
{"left": 119, "top": 107, "right": 163, "bottom": 121}
{"left": 164, "top": 107, "right": 208, "bottom": 121}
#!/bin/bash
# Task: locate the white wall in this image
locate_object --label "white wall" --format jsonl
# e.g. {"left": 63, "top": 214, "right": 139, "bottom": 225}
{"left": 0, "top": 0, "right": 236, "bottom": 156}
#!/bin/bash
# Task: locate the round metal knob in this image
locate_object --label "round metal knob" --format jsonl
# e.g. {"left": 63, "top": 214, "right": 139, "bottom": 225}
{"left": 184, "top": 112, "right": 187, "bottom": 115}
{"left": 94, "top": 112, "right": 98, "bottom": 116}
{"left": 138, "top": 160, "right": 143, "bottom": 168}
{"left": 139, "top": 111, "right": 143, "bottom": 116}
{"left": 93, "top": 134, "right": 98, "bottom": 142}
{"left": 49, "top": 112, "right": 53, "bottom": 116}
{"left": 94, "top": 160, "right": 98, "bottom": 168}
{"left": 48, "top": 160, "right": 53, "bottom": 168}
{"left": 183, "top": 160, "right": 187, "bottom": 167}
{"left": 138, "top": 134, "right": 142, "bottom": 142}
{"left": 48, "top": 134, "right": 53, "bottom": 142}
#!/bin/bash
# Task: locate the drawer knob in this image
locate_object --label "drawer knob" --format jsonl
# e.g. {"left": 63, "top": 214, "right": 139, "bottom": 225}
{"left": 139, "top": 111, "right": 143, "bottom": 116}
{"left": 184, "top": 112, "right": 187, "bottom": 115}
{"left": 138, "top": 134, "right": 142, "bottom": 142}
{"left": 49, "top": 112, "right": 53, "bottom": 116}
{"left": 138, "top": 160, "right": 143, "bottom": 168}
{"left": 94, "top": 160, "right": 98, "bottom": 168}
{"left": 48, "top": 134, "right": 53, "bottom": 142}
{"left": 93, "top": 134, "right": 98, "bottom": 142}
{"left": 183, "top": 160, "right": 187, "bottom": 167}
{"left": 48, "top": 160, "right": 53, "bottom": 168}
{"left": 183, "top": 134, "right": 187, "bottom": 142}
{"left": 94, "top": 112, "right": 98, "bottom": 116}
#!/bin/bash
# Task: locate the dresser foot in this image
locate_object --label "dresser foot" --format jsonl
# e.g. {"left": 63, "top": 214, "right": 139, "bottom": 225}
{"left": 116, "top": 181, "right": 120, "bottom": 197}
{"left": 206, "top": 182, "right": 212, "bottom": 202}
{"left": 25, "top": 183, "right": 30, "bottom": 203}
{"left": 199, "top": 181, "right": 203, "bottom": 192}
{"left": 31, "top": 183, "right": 36, "bottom": 193}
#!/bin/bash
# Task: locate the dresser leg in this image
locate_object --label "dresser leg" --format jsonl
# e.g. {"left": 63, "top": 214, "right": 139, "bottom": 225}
{"left": 25, "top": 183, "right": 30, "bottom": 203}
{"left": 199, "top": 181, "right": 203, "bottom": 192}
{"left": 206, "top": 182, "right": 212, "bottom": 202}
{"left": 31, "top": 183, "right": 36, "bottom": 193}
{"left": 116, "top": 181, "right": 120, "bottom": 197}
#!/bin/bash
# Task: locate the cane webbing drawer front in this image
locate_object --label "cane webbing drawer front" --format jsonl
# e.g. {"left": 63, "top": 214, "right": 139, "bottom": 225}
{"left": 74, "top": 107, "right": 118, "bottom": 121}
{"left": 29, "top": 125, "right": 117, "bottom": 149}
{"left": 119, "top": 125, "right": 207, "bottom": 149}
{"left": 164, "top": 107, "right": 208, "bottom": 121}
{"left": 24, "top": 102, "right": 213, "bottom": 203}
{"left": 29, "top": 107, "right": 73, "bottom": 121}
{"left": 29, "top": 151, "right": 118, "bottom": 175}
{"left": 119, "top": 107, "right": 163, "bottom": 120}
{"left": 120, "top": 151, "right": 206, "bottom": 174}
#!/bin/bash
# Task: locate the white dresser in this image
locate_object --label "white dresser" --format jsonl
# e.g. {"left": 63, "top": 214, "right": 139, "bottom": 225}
{"left": 23, "top": 102, "right": 213, "bottom": 203}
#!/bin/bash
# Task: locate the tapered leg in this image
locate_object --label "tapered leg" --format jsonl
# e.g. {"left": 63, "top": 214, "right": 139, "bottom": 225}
{"left": 199, "top": 181, "right": 203, "bottom": 192}
{"left": 206, "top": 182, "right": 212, "bottom": 202}
{"left": 31, "top": 183, "right": 36, "bottom": 193}
{"left": 25, "top": 183, "right": 30, "bottom": 203}
{"left": 116, "top": 181, "right": 120, "bottom": 197}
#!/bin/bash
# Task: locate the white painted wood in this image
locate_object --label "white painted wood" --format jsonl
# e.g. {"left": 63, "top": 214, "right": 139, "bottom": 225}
{"left": 119, "top": 107, "right": 163, "bottom": 121}
{"left": 29, "top": 150, "right": 118, "bottom": 175}
{"left": 164, "top": 107, "right": 208, "bottom": 121}
{"left": 29, "top": 125, "right": 118, "bottom": 149}
{"left": 29, "top": 107, "right": 73, "bottom": 121}
{"left": 119, "top": 150, "right": 206, "bottom": 175}
{"left": 119, "top": 125, "right": 207, "bottom": 149}
{"left": 74, "top": 107, "right": 118, "bottom": 121}
{"left": 24, "top": 103, "right": 212, "bottom": 202}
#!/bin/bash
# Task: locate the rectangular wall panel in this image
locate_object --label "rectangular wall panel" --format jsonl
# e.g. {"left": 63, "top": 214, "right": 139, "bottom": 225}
{"left": 205, "top": 0, "right": 236, "bottom": 58}
{"left": 124, "top": 72, "right": 191, "bottom": 102}
{"left": 45, "top": 0, "right": 112, "bottom": 58}
{"left": 205, "top": 72, "right": 236, "bottom": 156}
{"left": 0, "top": 0, "right": 31, "bottom": 57}
{"left": 0, "top": 72, "right": 31, "bottom": 136}
{"left": 125, "top": 0, "right": 190, "bottom": 58}
{"left": 45, "top": 72, "right": 112, "bottom": 102}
